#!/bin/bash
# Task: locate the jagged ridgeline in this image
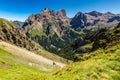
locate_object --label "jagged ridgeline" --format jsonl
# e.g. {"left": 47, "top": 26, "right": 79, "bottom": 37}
{"left": 21, "top": 8, "right": 120, "bottom": 54}
{"left": 22, "top": 8, "right": 81, "bottom": 53}
{"left": 70, "top": 11, "right": 120, "bottom": 29}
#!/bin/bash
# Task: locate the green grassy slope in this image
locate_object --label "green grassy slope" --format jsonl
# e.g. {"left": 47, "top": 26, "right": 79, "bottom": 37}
{"left": 92, "top": 27, "right": 120, "bottom": 50}
{"left": 0, "top": 48, "right": 46, "bottom": 80}
{"left": 36, "top": 26, "right": 120, "bottom": 80}
{"left": 38, "top": 44, "right": 120, "bottom": 80}
{"left": 0, "top": 18, "right": 14, "bottom": 28}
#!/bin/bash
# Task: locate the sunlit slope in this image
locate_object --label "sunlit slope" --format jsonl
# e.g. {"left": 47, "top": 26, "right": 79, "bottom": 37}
{"left": 0, "top": 18, "right": 14, "bottom": 28}
{"left": 37, "top": 27, "right": 120, "bottom": 80}
{"left": 39, "top": 44, "right": 120, "bottom": 80}
{"left": 0, "top": 41, "right": 65, "bottom": 70}
{"left": 0, "top": 48, "right": 46, "bottom": 80}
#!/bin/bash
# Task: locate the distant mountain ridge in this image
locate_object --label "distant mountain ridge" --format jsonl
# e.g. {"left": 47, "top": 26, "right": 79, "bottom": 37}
{"left": 13, "top": 9, "right": 120, "bottom": 29}
{"left": 70, "top": 11, "right": 120, "bottom": 28}
{"left": 12, "top": 20, "right": 24, "bottom": 29}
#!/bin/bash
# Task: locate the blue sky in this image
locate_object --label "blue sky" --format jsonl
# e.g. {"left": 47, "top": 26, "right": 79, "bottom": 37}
{"left": 0, "top": 0, "right": 120, "bottom": 21}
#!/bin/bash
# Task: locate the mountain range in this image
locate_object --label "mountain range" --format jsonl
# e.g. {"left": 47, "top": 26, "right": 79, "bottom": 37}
{"left": 18, "top": 8, "right": 120, "bottom": 53}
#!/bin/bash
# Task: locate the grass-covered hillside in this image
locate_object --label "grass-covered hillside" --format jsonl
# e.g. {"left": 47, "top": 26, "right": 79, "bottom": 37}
{"left": 0, "top": 48, "right": 46, "bottom": 80}
{"left": 93, "top": 26, "right": 120, "bottom": 50}
{"left": 58, "top": 28, "right": 107, "bottom": 60}
{"left": 0, "top": 18, "right": 14, "bottom": 28}
{"left": 36, "top": 26, "right": 120, "bottom": 80}
{"left": 39, "top": 44, "right": 120, "bottom": 80}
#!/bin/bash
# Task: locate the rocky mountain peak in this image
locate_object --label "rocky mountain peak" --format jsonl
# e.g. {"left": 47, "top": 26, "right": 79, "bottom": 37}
{"left": 40, "top": 8, "right": 56, "bottom": 16}
{"left": 56, "top": 9, "right": 66, "bottom": 17}
{"left": 75, "top": 12, "right": 83, "bottom": 17}
{"left": 23, "top": 8, "right": 70, "bottom": 30}
{"left": 27, "top": 14, "right": 35, "bottom": 22}
{"left": 87, "top": 11, "right": 103, "bottom": 17}
{"left": 42, "top": 8, "right": 51, "bottom": 13}
{"left": 105, "top": 12, "right": 114, "bottom": 15}
{"left": 104, "top": 12, "right": 115, "bottom": 18}
{"left": 70, "top": 12, "right": 87, "bottom": 28}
